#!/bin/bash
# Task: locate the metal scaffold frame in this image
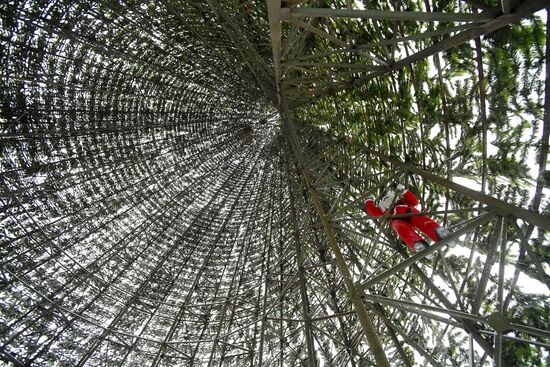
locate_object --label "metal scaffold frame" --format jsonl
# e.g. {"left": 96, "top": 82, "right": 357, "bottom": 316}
{"left": 0, "top": 0, "right": 548, "bottom": 366}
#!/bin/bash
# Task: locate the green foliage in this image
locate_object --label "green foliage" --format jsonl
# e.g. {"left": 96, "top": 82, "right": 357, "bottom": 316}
{"left": 503, "top": 293, "right": 550, "bottom": 366}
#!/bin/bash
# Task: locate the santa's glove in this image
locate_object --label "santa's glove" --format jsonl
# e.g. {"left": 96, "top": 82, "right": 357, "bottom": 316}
{"left": 396, "top": 184, "right": 405, "bottom": 192}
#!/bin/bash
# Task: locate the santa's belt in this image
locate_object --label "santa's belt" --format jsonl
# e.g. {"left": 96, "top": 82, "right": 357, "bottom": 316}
{"left": 390, "top": 206, "right": 412, "bottom": 221}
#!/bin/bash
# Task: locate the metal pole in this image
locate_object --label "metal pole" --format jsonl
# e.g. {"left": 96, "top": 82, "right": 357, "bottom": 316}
{"left": 283, "top": 7, "right": 493, "bottom": 22}
{"left": 472, "top": 217, "right": 503, "bottom": 315}
{"left": 469, "top": 332, "right": 474, "bottom": 367}
{"left": 494, "top": 218, "right": 508, "bottom": 367}
{"left": 256, "top": 170, "right": 278, "bottom": 367}
{"left": 288, "top": 169, "right": 318, "bottom": 367}
{"left": 267, "top": 0, "right": 283, "bottom": 103}
{"left": 280, "top": 100, "right": 390, "bottom": 367}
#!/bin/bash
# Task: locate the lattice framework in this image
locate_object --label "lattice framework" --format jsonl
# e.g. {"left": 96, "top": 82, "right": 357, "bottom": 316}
{"left": 1, "top": 0, "right": 549, "bottom": 366}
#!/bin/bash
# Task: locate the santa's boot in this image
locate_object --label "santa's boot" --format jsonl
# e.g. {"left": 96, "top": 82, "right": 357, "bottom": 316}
{"left": 435, "top": 227, "right": 455, "bottom": 248}
{"left": 413, "top": 240, "right": 433, "bottom": 259}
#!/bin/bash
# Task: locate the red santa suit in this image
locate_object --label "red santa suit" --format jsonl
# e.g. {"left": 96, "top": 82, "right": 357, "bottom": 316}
{"left": 365, "top": 190, "right": 441, "bottom": 252}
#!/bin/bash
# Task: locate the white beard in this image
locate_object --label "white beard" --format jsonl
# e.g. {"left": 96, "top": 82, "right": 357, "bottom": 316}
{"left": 378, "top": 191, "right": 396, "bottom": 211}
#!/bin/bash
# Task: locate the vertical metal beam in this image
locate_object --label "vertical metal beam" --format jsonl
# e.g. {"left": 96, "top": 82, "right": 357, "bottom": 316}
{"left": 497, "top": 222, "right": 508, "bottom": 308}
{"left": 280, "top": 100, "right": 390, "bottom": 367}
{"left": 474, "top": 34, "right": 488, "bottom": 194}
{"left": 267, "top": 0, "right": 283, "bottom": 103}
{"left": 255, "top": 166, "right": 278, "bottom": 367}
{"left": 469, "top": 333, "right": 474, "bottom": 367}
{"left": 472, "top": 217, "right": 503, "bottom": 315}
{"left": 510, "top": 220, "right": 550, "bottom": 290}
{"left": 494, "top": 218, "right": 508, "bottom": 367}
{"left": 287, "top": 168, "right": 317, "bottom": 367}
{"left": 533, "top": 9, "right": 550, "bottom": 212}
{"left": 278, "top": 247, "right": 284, "bottom": 367}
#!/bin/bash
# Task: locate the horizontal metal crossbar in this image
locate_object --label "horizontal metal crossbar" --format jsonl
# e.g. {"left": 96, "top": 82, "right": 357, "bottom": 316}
{"left": 281, "top": 7, "right": 494, "bottom": 22}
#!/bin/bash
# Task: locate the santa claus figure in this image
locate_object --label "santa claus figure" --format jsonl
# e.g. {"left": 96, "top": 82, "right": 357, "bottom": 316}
{"left": 365, "top": 184, "right": 449, "bottom": 257}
